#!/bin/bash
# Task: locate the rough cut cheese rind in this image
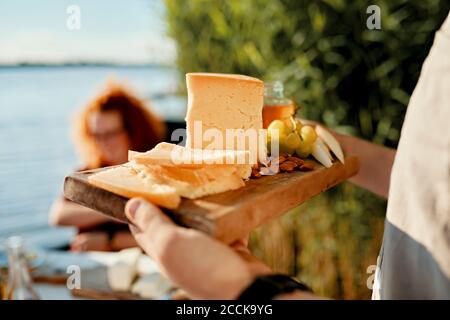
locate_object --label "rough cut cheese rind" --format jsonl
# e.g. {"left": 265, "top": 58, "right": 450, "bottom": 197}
{"left": 185, "top": 73, "right": 264, "bottom": 162}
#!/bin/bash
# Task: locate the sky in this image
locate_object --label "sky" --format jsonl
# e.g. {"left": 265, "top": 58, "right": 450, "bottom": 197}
{"left": 0, "top": 0, "right": 176, "bottom": 65}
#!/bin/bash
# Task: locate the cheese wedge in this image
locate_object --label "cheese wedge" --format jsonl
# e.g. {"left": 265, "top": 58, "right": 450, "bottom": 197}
{"left": 185, "top": 73, "right": 265, "bottom": 162}
{"left": 88, "top": 165, "right": 181, "bottom": 209}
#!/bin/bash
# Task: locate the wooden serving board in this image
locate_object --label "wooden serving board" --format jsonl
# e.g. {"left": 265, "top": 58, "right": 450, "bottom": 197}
{"left": 64, "top": 156, "right": 359, "bottom": 244}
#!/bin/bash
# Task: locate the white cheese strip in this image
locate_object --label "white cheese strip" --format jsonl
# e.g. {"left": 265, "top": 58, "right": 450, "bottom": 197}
{"left": 315, "top": 125, "right": 345, "bottom": 164}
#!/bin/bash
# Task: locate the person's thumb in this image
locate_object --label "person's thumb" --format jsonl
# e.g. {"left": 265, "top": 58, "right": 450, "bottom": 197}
{"left": 125, "top": 198, "right": 175, "bottom": 235}
{"left": 125, "top": 198, "right": 181, "bottom": 264}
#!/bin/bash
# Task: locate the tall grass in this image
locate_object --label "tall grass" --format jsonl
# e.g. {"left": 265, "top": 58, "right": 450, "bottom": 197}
{"left": 164, "top": 0, "right": 450, "bottom": 298}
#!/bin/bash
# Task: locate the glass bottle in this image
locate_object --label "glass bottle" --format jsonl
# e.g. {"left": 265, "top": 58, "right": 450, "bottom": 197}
{"left": 5, "top": 236, "right": 40, "bottom": 300}
{"left": 263, "top": 81, "right": 296, "bottom": 129}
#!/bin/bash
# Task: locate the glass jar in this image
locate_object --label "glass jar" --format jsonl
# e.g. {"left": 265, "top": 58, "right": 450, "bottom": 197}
{"left": 5, "top": 236, "right": 40, "bottom": 300}
{"left": 263, "top": 81, "right": 296, "bottom": 128}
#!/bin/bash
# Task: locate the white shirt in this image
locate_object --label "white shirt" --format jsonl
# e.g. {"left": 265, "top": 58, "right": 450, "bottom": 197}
{"left": 373, "top": 12, "right": 450, "bottom": 299}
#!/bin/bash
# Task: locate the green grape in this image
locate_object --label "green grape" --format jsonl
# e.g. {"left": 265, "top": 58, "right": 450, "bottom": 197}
{"left": 269, "top": 134, "right": 293, "bottom": 155}
{"left": 300, "top": 125, "right": 317, "bottom": 144}
{"left": 295, "top": 141, "right": 312, "bottom": 158}
{"left": 280, "top": 142, "right": 295, "bottom": 155}
{"left": 285, "top": 132, "right": 302, "bottom": 150}
{"left": 278, "top": 133, "right": 295, "bottom": 154}
{"left": 270, "top": 140, "right": 294, "bottom": 155}
{"left": 268, "top": 120, "right": 287, "bottom": 139}
{"left": 295, "top": 119, "right": 303, "bottom": 135}
{"left": 284, "top": 117, "right": 295, "bottom": 133}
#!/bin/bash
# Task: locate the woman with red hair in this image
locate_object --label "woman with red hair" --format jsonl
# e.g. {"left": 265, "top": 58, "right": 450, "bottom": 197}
{"left": 50, "top": 81, "right": 166, "bottom": 251}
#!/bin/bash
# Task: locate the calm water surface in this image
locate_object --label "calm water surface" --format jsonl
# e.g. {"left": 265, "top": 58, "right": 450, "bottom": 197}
{"left": 0, "top": 66, "right": 185, "bottom": 246}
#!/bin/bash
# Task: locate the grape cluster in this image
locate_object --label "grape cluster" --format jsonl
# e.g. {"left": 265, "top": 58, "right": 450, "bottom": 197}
{"left": 267, "top": 118, "right": 317, "bottom": 158}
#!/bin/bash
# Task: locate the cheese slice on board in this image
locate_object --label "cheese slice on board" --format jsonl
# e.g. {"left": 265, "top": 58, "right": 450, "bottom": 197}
{"left": 129, "top": 142, "right": 252, "bottom": 166}
{"left": 184, "top": 73, "right": 265, "bottom": 162}
{"left": 130, "top": 163, "right": 245, "bottom": 199}
{"left": 129, "top": 142, "right": 252, "bottom": 180}
{"left": 88, "top": 161, "right": 247, "bottom": 208}
{"left": 87, "top": 165, "right": 181, "bottom": 209}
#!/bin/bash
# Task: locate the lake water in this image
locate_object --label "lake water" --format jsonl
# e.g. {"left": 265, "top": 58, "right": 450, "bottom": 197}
{"left": 0, "top": 66, "right": 185, "bottom": 246}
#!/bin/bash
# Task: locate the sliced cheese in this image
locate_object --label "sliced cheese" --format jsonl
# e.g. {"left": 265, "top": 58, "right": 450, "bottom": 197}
{"left": 88, "top": 165, "right": 181, "bottom": 209}
{"left": 130, "top": 163, "right": 245, "bottom": 199}
{"left": 130, "top": 142, "right": 251, "bottom": 167}
{"left": 185, "top": 73, "right": 265, "bottom": 163}
{"left": 161, "top": 173, "right": 244, "bottom": 200}
{"left": 131, "top": 163, "right": 237, "bottom": 186}
{"left": 130, "top": 142, "right": 252, "bottom": 180}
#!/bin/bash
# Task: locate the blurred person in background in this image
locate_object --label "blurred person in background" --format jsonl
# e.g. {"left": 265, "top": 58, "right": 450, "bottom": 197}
{"left": 49, "top": 81, "right": 166, "bottom": 252}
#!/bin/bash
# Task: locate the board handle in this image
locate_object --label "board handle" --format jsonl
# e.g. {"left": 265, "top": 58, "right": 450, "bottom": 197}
{"left": 64, "top": 175, "right": 129, "bottom": 224}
